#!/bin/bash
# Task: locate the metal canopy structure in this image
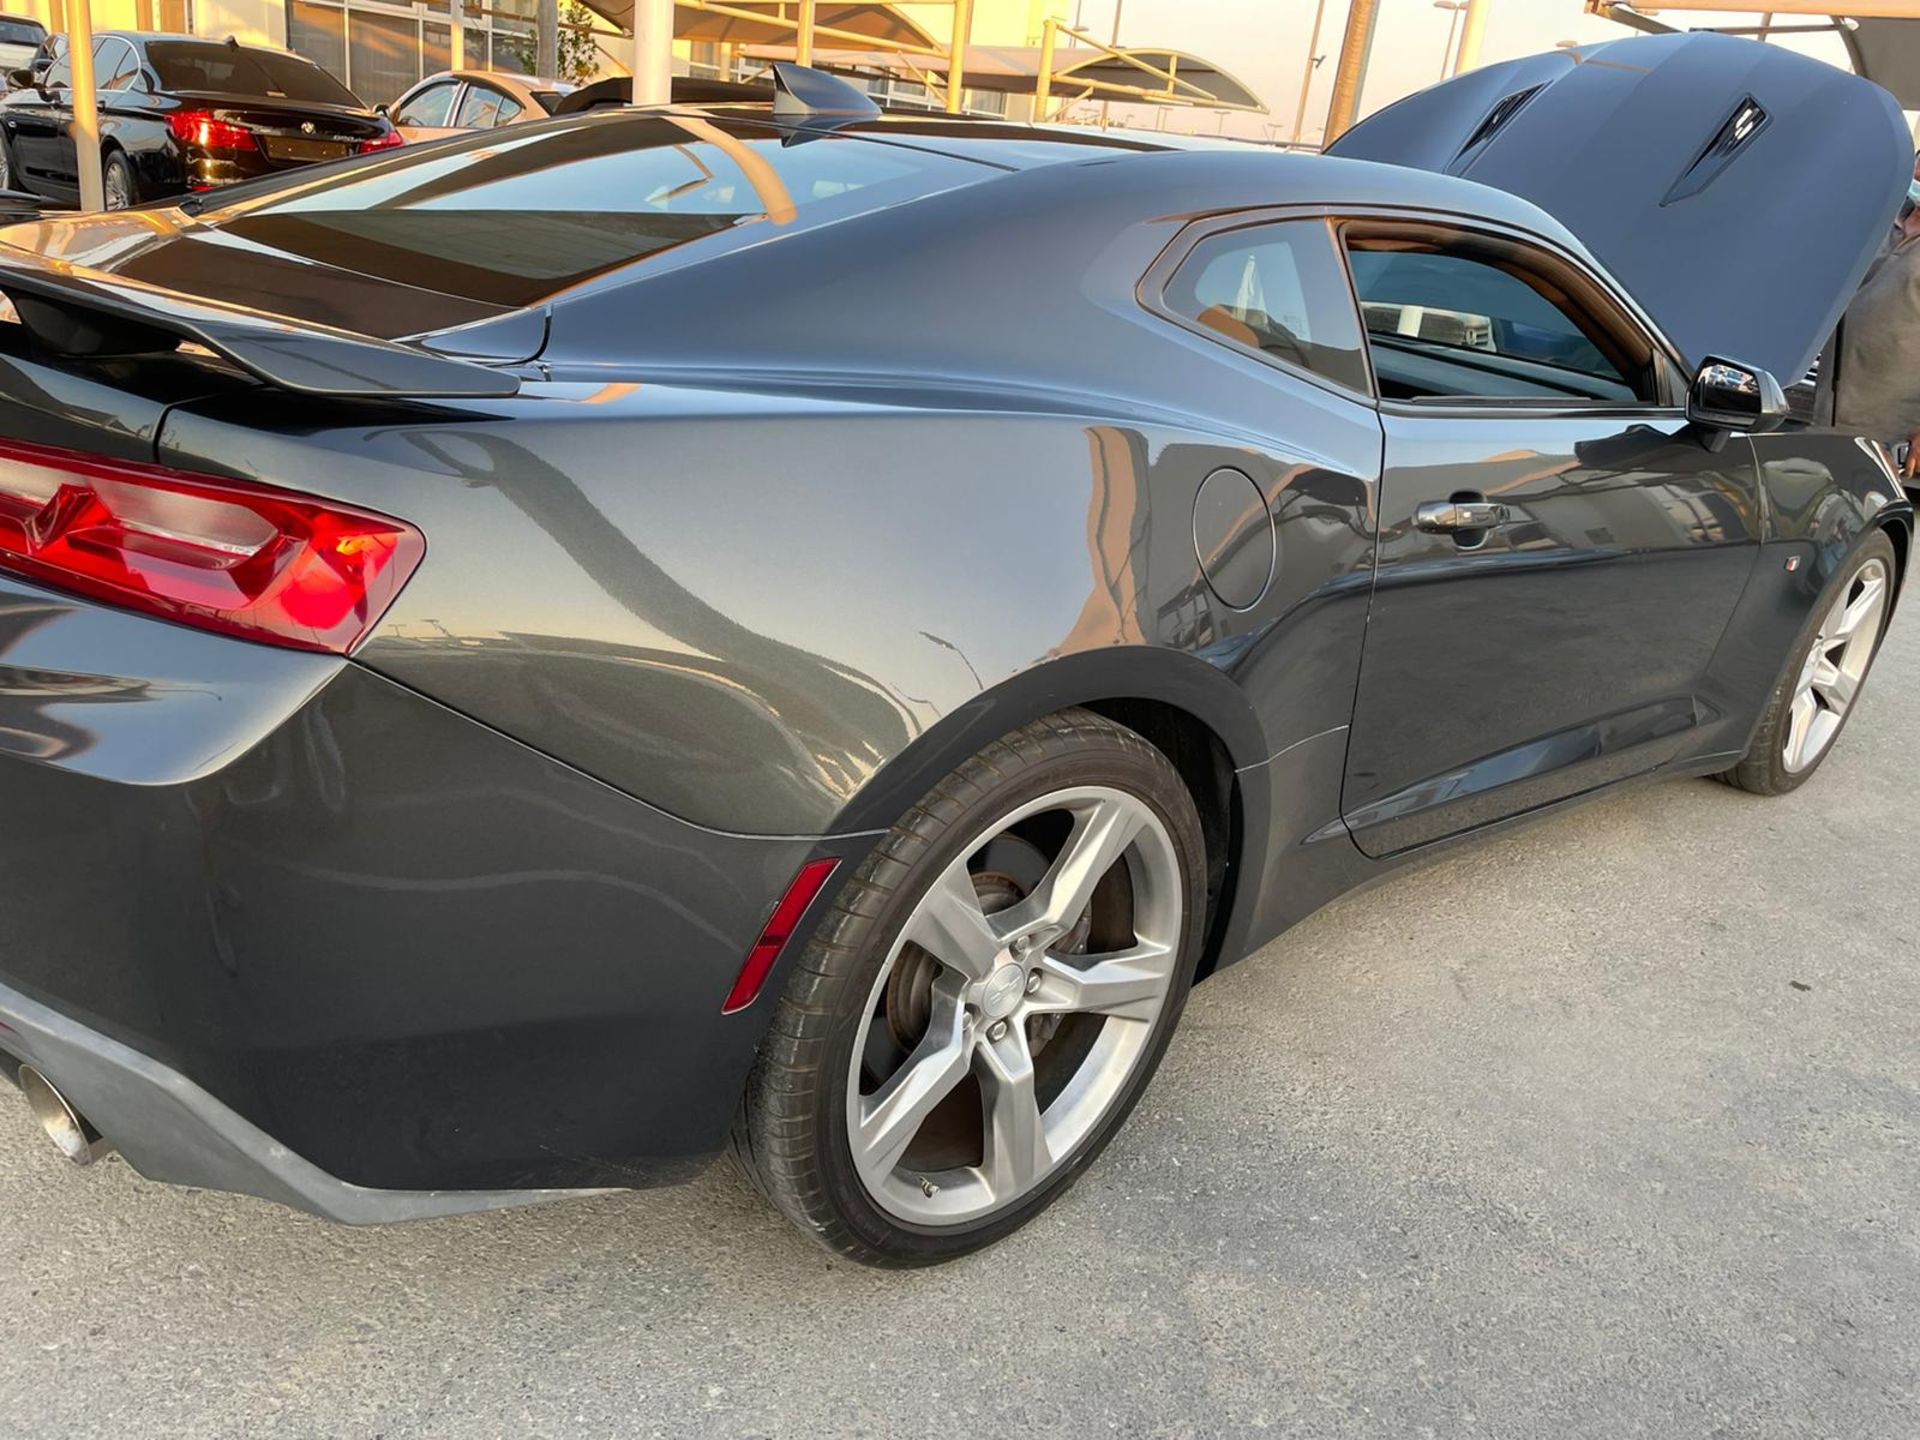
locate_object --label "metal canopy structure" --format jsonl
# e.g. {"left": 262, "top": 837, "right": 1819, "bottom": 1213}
{"left": 743, "top": 33, "right": 1267, "bottom": 114}
{"left": 1587, "top": 2, "right": 1920, "bottom": 107}
{"left": 569, "top": 0, "right": 937, "bottom": 48}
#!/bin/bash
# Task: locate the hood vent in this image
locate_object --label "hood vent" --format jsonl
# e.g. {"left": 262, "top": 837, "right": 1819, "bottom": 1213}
{"left": 1447, "top": 84, "right": 1545, "bottom": 173}
{"left": 1663, "top": 96, "right": 1769, "bottom": 205}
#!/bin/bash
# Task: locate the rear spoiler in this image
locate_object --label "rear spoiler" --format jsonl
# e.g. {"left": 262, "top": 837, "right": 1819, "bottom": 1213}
{"left": 0, "top": 245, "right": 520, "bottom": 399}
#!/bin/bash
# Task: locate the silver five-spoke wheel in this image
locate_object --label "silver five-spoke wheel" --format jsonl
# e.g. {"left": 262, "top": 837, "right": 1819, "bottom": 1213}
{"left": 736, "top": 708, "right": 1202, "bottom": 1264}
{"left": 847, "top": 785, "right": 1183, "bottom": 1225}
{"left": 1783, "top": 555, "right": 1890, "bottom": 774}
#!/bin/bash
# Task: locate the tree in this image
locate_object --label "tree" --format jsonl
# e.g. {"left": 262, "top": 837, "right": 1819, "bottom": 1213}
{"left": 557, "top": 1, "right": 602, "bottom": 84}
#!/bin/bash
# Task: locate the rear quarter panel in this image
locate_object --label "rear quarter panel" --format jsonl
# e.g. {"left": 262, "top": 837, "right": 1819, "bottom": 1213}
{"left": 156, "top": 370, "right": 1382, "bottom": 839}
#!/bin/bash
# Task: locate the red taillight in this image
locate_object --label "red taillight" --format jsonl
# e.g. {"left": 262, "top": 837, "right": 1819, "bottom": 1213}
{"left": 166, "top": 109, "right": 258, "bottom": 152}
{"left": 0, "top": 440, "right": 424, "bottom": 655}
{"left": 721, "top": 858, "right": 839, "bottom": 1015}
{"left": 357, "top": 130, "right": 405, "bottom": 153}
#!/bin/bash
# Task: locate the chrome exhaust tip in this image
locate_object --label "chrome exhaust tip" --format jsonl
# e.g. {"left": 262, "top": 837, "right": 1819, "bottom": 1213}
{"left": 16, "top": 1065, "right": 114, "bottom": 1166}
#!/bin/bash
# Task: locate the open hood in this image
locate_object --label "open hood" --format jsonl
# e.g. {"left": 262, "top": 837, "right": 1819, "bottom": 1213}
{"left": 1328, "top": 33, "right": 1910, "bottom": 385}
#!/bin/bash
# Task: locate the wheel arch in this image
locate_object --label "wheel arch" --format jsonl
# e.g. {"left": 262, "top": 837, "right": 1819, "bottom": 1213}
{"left": 1077, "top": 696, "right": 1241, "bottom": 981}
{"left": 1880, "top": 510, "right": 1911, "bottom": 613}
{"left": 828, "top": 647, "right": 1272, "bottom": 985}
{"left": 97, "top": 138, "right": 132, "bottom": 198}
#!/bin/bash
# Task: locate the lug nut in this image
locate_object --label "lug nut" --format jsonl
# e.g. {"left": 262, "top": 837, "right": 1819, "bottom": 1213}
{"left": 987, "top": 1019, "right": 1009, "bottom": 1042}
{"left": 1025, "top": 970, "right": 1042, "bottom": 994}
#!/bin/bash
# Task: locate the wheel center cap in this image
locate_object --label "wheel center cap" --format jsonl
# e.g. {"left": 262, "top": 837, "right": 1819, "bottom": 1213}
{"left": 980, "top": 962, "right": 1025, "bottom": 1021}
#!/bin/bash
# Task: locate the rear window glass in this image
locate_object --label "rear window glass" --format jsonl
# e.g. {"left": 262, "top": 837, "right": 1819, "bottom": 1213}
{"left": 148, "top": 41, "right": 362, "bottom": 107}
{"left": 0, "top": 19, "right": 46, "bottom": 46}
{"left": 200, "top": 113, "right": 991, "bottom": 308}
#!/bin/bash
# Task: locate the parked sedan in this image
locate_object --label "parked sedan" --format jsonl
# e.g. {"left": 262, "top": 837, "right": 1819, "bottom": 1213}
{"left": 388, "top": 69, "right": 572, "bottom": 142}
{"left": 0, "top": 15, "right": 47, "bottom": 84}
{"left": 0, "top": 32, "right": 399, "bottom": 209}
{"left": 0, "top": 39, "right": 1909, "bottom": 1267}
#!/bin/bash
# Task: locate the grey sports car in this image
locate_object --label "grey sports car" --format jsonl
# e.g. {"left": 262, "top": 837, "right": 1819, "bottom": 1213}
{"left": 0, "top": 37, "right": 1909, "bottom": 1265}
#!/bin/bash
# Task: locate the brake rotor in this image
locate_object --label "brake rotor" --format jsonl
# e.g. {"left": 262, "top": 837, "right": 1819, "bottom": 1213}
{"left": 884, "top": 834, "right": 1091, "bottom": 1055}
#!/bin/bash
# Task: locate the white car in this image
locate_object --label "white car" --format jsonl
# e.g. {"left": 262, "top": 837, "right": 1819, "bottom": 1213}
{"left": 388, "top": 69, "right": 573, "bottom": 142}
{"left": 0, "top": 15, "right": 48, "bottom": 83}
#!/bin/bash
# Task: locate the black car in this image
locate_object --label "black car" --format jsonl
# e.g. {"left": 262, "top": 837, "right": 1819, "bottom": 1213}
{"left": 0, "top": 39, "right": 1909, "bottom": 1267}
{"left": 0, "top": 32, "right": 398, "bottom": 209}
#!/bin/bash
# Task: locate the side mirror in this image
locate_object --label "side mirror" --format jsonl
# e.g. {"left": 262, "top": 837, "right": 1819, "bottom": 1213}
{"left": 374, "top": 102, "right": 389, "bottom": 117}
{"left": 6, "top": 70, "right": 30, "bottom": 90}
{"left": 1687, "top": 357, "right": 1789, "bottom": 435}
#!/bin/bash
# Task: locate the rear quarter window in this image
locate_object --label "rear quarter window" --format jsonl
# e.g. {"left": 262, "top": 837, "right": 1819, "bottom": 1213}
{"left": 1162, "top": 219, "right": 1371, "bottom": 394}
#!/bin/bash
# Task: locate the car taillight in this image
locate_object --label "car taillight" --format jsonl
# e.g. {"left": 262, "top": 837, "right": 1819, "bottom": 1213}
{"left": 166, "top": 109, "right": 258, "bottom": 152}
{"left": 0, "top": 440, "right": 424, "bottom": 655}
{"left": 357, "top": 130, "right": 405, "bottom": 153}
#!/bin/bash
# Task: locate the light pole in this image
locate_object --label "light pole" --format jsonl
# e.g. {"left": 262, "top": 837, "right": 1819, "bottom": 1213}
{"left": 68, "top": 0, "right": 102, "bottom": 212}
{"left": 630, "top": 0, "right": 672, "bottom": 103}
{"left": 1324, "top": 0, "right": 1380, "bottom": 143}
{"left": 1290, "top": 0, "right": 1330, "bottom": 146}
{"left": 1453, "top": 0, "right": 1491, "bottom": 75}
{"left": 1099, "top": 0, "right": 1126, "bottom": 128}
{"left": 1434, "top": 0, "right": 1466, "bottom": 78}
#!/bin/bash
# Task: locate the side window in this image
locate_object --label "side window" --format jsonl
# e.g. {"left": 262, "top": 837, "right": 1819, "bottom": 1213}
{"left": 1162, "top": 219, "right": 1370, "bottom": 394}
{"left": 1345, "top": 233, "right": 1655, "bottom": 404}
{"left": 95, "top": 39, "right": 142, "bottom": 92}
{"left": 456, "top": 85, "right": 522, "bottom": 129}
{"left": 394, "top": 81, "right": 457, "bottom": 128}
{"left": 44, "top": 52, "right": 70, "bottom": 89}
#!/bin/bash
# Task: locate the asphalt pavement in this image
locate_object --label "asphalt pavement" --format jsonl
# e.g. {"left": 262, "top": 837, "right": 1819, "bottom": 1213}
{"left": 2, "top": 612, "right": 1916, "bottom": 1439}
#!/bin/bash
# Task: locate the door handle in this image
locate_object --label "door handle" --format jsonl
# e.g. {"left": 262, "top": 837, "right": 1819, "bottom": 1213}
{"left": 1415, "top": 497, "right": 1512, "bottom": 535}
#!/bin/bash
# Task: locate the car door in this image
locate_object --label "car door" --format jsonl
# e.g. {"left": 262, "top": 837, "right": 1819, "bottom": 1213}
{"left": 392, "top": 78, "right": 463, "bottom": 142}
{"left": 1337, "top": 218, "right": 1763, "bottom": 857}
{"left": 91, "top": 37, "right": 142, "bottom": 169}
{"left": 30, "top": 38, "right": 125, "bottom": 196}
{"left": 3, "top": 45, "right": 69, "bottom": 194}
{"left": 454, "top": 80, "right": 524, "bottom": 130}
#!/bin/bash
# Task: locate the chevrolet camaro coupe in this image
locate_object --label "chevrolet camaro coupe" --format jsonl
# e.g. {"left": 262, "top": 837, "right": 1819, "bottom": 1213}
{"left": 0, "top": 37, "right": 1908, "bottom": 1266}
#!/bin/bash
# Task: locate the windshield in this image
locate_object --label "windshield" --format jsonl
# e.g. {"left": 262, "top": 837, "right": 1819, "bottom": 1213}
{"left": 189, "top": 113, "right": 992, "bottom": 309}
{"left": 148, "top": 41, "right": 364, "bottom": 107}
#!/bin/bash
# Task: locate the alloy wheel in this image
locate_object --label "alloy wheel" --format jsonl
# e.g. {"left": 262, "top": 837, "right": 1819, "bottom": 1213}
{"left": 103, "top": 163, "right": 132, "bottom": 212}
{"left": 846, "top": 785, "right": 1183, "bottom": 1226}
{"left": 1783, "top": 556, "right": 1890, "bottom": 773}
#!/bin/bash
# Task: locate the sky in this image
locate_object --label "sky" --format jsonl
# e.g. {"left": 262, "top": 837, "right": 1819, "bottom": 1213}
{"left": 1061, "top": 2, "right": 1854, "bottom": 141}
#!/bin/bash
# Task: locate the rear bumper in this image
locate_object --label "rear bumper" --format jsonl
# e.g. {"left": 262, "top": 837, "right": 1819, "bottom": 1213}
{"left": 0, "top": 575, "right": 841, "bottom": 1204}
{"left": 0, "top": 978, "right": 610, "bottom": 1221}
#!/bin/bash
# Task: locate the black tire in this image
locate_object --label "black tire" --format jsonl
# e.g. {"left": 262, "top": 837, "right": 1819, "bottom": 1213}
{"left": 0, "top": 138, "right": 13, "bottom": 194}
{"left": 102, "top": 150, "right": 138, "bottom": 211}
{"left": 731, "top": 708, "right": 1208, "bottom": 1267}
{"left": 1717, "top": 529, "right": 1897, "bottom": 796}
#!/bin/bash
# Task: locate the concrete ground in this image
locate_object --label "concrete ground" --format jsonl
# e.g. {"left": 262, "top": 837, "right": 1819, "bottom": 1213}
{"left": 2, "top": 625, "right": 1916, "bottom": 1439}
